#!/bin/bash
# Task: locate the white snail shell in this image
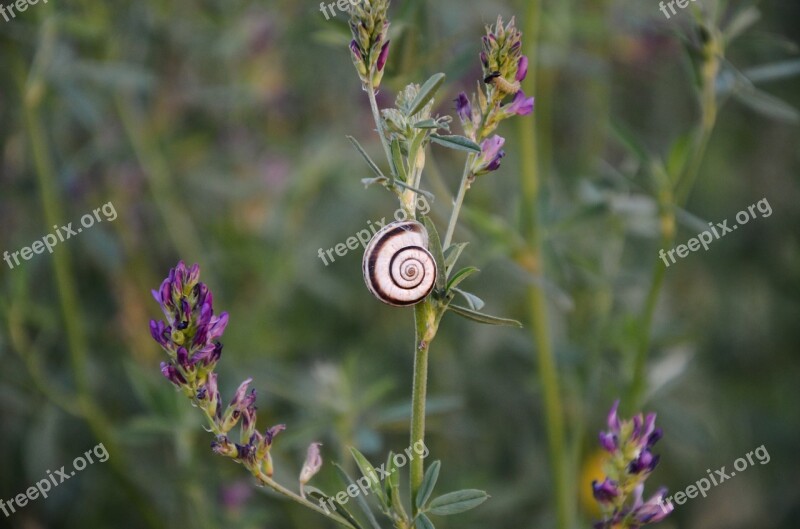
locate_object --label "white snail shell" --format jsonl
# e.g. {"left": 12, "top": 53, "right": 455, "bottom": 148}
{"left": 362, "top": 220, "right": 437, "bottom": 306}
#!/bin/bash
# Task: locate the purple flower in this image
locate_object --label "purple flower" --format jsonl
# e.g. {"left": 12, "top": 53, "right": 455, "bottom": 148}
{"left": 377, "top": 40, "right": 390, "bottom": 71}
{"left": 455, "top": 92, "right": 472, "bottom": 122}
{"left": 516, "top": 55, "right": 528, "bottom": 81}
{"left": 299, "top": 442, "right": 323, "bottom": 485}
{"left": 230, "top": 378, "right": 256, "bottom": 412}
{"left": 599, "top": 431, "right": 617, "bottom": 452}
{"left": 607, "top": 399, "right": 621, "bottom": 432}
{"left": 160, "top": 362, "right": 186, "bottom": 386}
{"left": 504, "top": 90, "right": 535, "bottom": 117}
{"left": 472, "top": 135, "right": 506, "bottom": 176}
{"left": 592, "top": 478, "right": 620, "bottom": 504}
{"left": 349, "top": 40, "right": 362, "bottom": 61}
{"left": 594, "top": 401, "right": 671, "bottom": 528}
{"left": 630, "top": 486, "right": 673, "bottom": 524}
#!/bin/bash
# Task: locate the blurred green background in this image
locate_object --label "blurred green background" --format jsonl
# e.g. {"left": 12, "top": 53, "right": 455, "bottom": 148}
{"left": 1, "top": 0, "right": 799, "bottom": 528}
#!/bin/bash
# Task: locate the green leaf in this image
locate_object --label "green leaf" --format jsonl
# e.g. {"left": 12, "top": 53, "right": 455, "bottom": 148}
{"left": 408, "top": 73, "right": 446, "bottom": 116}
{"left": 415, "top": 460, "right": 441, "bottom": 510}
{"left": 446, "top": 267, "right": 479, "bottom": 292}
{"left": 453, "top": 288, "right": 484, "bottom": 311}
{"left": 724, "top": 6, "right": 760, "bottom": 42}
{"left": 744, "top": 59, "right": 800, "bottom": 85}
{"left": 384, "top": 452, "right": 407, "bottom": 521}
{"left": 391, "top": 138, "right": 408, "bottom": 181}
{"left": 448, "top": 304, "right": 522, "bottom": 328}
{"left": 393, "top": 180, "right": 436, "bottom": 202}
{"left": 428, "top": 489, "right": 489, "bottom": 516}
{"left": 429, "top": 134, "right": 481, "bottom": 153}
{"left": 305, "top": 487, "right": 363, "bottom": 529}
{"left": 416, "top": 513, "right": 436, "bottom": 529}
{"left": 333, "top": 464, "right": 382, "bottom": 529}
{"left": 413, "top": 119, "right": 439, "bottom": 129}
{"left": 349, "top": 447, "right": 387, "bottom": 508}
{"left": 421, "top": 216, "right": 447, "bottom": 292}
{"left": 443, "top": 242, "right": 468, "bottom": 274}
{"left": 666, "top": 132, "right": 693, "bottom": 182}
{"left": 734, "top": 86, "right": 800, "bottom": 123}
{"left": 347, "top": 136, "right": 385, "bottom": 178}
{"left": 407, "top": 131, "right": 427, "bottom": 172}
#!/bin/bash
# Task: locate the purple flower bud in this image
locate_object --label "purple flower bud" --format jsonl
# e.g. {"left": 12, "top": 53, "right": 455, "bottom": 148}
{"left": 264, "top": 424, "right": 286, "bottom": 446}
{"left": 230, "top": 378, "right": 256, "bottom": 411}
{"left": 598, "top": 431, "right": 617, "bottom": 452}
{"left": 377, "top": 40, "right": 390, "bottom": 71}
{"left": 516, "top": 55, "right": 529, "bottom": 81}
{"left": 299, "top": 442, "right": 323, "bottom": 485}
{"left": 607, "top": 399, "right": 621, "bottom": 433}
{"left": 160, "top": 362, "right": 186, "bottom": 386}
{"left": 350, "top": 40, "right": 362, "bottom": 61}
{"left": 455, "top": 92, "right": 472, "bottom": 122}
{"left": 480, "top": 51, "right": 488, "bottom": 67}
{"left": 632, "top": 487, "right": 673, "bottom": 524}
{"left": 648, "top": 427, "right": 663, "bottom": 447}
{"left": 592, "top": 478, "right": 620, "bottom": 504}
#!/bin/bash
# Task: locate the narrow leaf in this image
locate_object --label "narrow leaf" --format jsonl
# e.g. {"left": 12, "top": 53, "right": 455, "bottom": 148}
{"left": 446, "top": 267, "right": 479, "bottom": 292}
{"left": 306, "top": 488, "right": 363, "bottom": 529}
{"left": 428, "top": 489, "right": 490, "bottom": 515}
{"left": 448, "top": 304, "right": 522, "bottom": 328}
{"left": 391, "top": 138, "right": 408, "bottom": 181}
{"left": 453, "top": 288, "right": 484, "bottom": 311}
{"left": 393, "top": 179, "right": 436, "bottom": 202}
{"left": 349, "top": 447, "right": 387, "bottom": 507}
{"left": 347, "top": 136, "right": 384, "bottom": 178}
{"left": 416, "top": 460, "right": 441, "bottom": 509}
{"left": 408, "top": 73, "right": 445, "bottom": 116}
{"left": 416, "top": 513, "right": 436, "bottom": 529}
{"left": 444, "top": 242, "right": 468, "bottom": 274}
{"left": 421, "top": 216, "right": 447, "bottom": 292}
{"left": 413, "top": 119, "right": 439, "bottom": 129}
{"left": 429, "top": 134, "right": 481, "bottom": 153}
{"left": 333, "top": 464, "right": 382, "bottom": 529}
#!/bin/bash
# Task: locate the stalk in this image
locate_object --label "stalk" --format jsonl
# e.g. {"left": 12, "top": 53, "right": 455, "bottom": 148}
{"left": 442, "top": 155, "right": 474, "bottom": 250}
{"left": 517, "top": 1, "right": 572, "bottom": 529}
{"left": 19, "top": 66, "right": 164, "bottom": 529}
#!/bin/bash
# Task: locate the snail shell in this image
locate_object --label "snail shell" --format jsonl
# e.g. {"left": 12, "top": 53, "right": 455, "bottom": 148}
{"left": 362, "top": 220, "right": 437, "bottom": 306}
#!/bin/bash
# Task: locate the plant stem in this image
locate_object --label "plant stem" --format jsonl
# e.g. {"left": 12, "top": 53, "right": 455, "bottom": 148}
{"left": 628, "top": 44, "right": 719, "bottom": 407}
{"left": 410, "top": 299, "right": 438, "bottom": 516}
{"left": 442, "top": 155, "right": 474, "bottom": 250}
{"left": 517, "top": 1, "right": 572, "bottom": 528}
{"left": 19, "top": 65, "right": 165, "bottom": 529}
{"left": 255, "top": 471, "right": 358, "bottom": 529}
{"left": 367, "top": 81, "right": 394, "bottom": 178}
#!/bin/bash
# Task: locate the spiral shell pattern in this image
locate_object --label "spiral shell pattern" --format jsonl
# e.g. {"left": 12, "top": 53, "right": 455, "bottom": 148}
{"left": 362, "top": 220, "right": 437, "bottom": 306}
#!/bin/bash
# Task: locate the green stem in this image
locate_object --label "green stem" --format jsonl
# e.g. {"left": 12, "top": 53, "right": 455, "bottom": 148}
{"left": 409, "top": 301, "right": 433, "bottom": 516}
{"left": 367, "top": 81, "right": 394, "bottom": 178}
{"left": 517, "top": 1, "right": 571, "bottom": 528}
{"left": 257, "top": 471, "right": 359, "bottom": 529}
{"left": 19, "top": 67, "right": 165, "bottom": 529}
{"left": 442, "top": 155, "right": 474, "bottom": 250}
{"left": 628, "top": 43, "right": 719, "bottom": 407}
